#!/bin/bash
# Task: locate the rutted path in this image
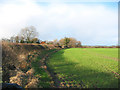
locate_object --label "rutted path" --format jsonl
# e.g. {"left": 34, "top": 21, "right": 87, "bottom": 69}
{"left": 38, "top": 49, "right": 86, "bottom": 88}
{"left": 38, "top": 49, "right": 61, "bottom": 88}
{"left": 40, "top": 49, "right": 86, "bottom": 88}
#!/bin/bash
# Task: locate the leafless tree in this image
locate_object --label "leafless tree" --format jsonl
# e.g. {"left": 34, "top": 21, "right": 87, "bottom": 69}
{"left": 19, "top": 26, "right": 38, "bottom": 43}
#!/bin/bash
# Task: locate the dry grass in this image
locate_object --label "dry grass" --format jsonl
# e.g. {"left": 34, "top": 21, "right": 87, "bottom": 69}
{"left": 10, "top": 68, "right": 38, "bottom": 88}
{"left": 26, "top": 68, "right": 35, "bottom": 75}
{"left": 2, "top": 41, "right": 56, "bottom": 88}
{"left": 25, "top": 77, "right": 39, "bottom": 88}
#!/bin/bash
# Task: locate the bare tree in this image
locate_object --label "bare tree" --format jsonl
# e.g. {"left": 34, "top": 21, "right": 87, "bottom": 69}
{"left": 19, "top": 26, "right": 38, "bottom": 43}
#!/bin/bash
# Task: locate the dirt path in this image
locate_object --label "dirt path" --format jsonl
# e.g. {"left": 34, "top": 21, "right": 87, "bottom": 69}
{"left": 44, "top": 61, "right": 61, "bottom": 88}
{"left": 39, "top": 49, "right": 61, "bottom": 88}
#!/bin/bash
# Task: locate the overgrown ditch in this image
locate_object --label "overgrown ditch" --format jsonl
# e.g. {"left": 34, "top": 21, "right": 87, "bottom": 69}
{"left": 2, "top": 42, "right": 61, "bottom": 88}
{"left": 31, "top": 49, "right": 61, "bottom": 88}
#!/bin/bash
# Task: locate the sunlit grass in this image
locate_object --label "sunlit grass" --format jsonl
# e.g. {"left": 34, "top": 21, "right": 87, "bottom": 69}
{"left": 47, "top": 48, "right": 118, "bottom": 88}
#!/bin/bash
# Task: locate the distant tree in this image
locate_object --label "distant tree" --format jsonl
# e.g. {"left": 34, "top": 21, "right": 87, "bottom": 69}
{"left": 53, "top": 39, "right": 58, "bottom": 46}
{"left": 10, "top": 36, "right": 15, "bottom": 43}
{"left": 36, "top": 39, "right": 40, "bottom": 44}
{"left": 20, "top": 36, "right": 24, "bottom": 43}
{"left": 2, "top": 38, "right": 10, "bottom": 42}
{"left": 31, "top": 38, "right": 38, "bottom": 43}
{"left": 68, "top": 37, "right": 77, "bottom": 48}
{"left": 59, "top": 37, "right": 70, "bottom": 47}
{"left": 15, "top": 36, "right": 19, "bottom": 43}
{"left": 19, "top": 26, "right": 38, "bottom": 43}
{"left": 59, "top": 37, "right": 82, "bottom": 48}
{"left": 64, "top": 37, "right": 70, "bottom": 47}
{"left": 47, "top": 41, "right": 54, "bottom": 44}
{"left": 76, "top": 41, "right": 82, "bottom": 47}
{"left": 59, "top": 38, "right": 64, "bottom": 46}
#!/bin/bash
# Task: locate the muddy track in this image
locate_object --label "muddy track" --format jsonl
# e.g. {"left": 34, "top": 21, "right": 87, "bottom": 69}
{"left": 39, "top": 49, "right": 61, "bottom": 88}
{"left": 44, "top": 61, "right": 61, "bottom": 88}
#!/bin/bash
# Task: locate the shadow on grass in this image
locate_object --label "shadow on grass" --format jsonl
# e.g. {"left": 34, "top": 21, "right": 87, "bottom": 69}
{"left": 31, "top": 49, "right": 57, "bottom": 88}
{"left": 47, "top": 49, "right": 118, "bottom": 88}
{"left": 31, "top": 50, "right": 51, "bottom": 88}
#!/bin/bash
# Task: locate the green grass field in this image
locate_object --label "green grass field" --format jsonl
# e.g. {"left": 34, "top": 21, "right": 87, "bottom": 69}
{"left": 47, "top": 48, "right": 118, "bottom": 88}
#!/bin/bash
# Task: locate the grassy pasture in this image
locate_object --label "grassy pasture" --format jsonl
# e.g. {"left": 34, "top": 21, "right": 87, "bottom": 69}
{"left": 47, "top": 48, "right": 118, "bottom": 88}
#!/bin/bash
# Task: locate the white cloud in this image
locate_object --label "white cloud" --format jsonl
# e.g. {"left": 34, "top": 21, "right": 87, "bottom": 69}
{"left": 0, "top": 0, "right": 118, "bottom": 45}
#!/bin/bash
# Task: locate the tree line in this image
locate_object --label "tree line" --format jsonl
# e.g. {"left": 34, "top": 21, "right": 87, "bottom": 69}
{"left": 3, "top": 26, "right": 40, "bottom": 43}
{"left": 2, "top": 26, "right": 82, "bottom": 48}
{"left": 47, "top": 37, "right": 82, "bottom": 48}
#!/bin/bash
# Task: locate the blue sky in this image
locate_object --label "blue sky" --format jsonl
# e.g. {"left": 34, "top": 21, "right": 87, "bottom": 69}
{"left": 0, "top": 0, "right": 118, "bottom": 46}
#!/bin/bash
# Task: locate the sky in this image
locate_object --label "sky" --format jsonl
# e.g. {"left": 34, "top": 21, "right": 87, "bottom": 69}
{"left": 0, "top": 0, "right": 118, "bottom": 46}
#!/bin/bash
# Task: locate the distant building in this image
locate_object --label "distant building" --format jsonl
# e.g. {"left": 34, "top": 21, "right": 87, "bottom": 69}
{"left": 40, "top": 41, "right": 46, "bottom": 44}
